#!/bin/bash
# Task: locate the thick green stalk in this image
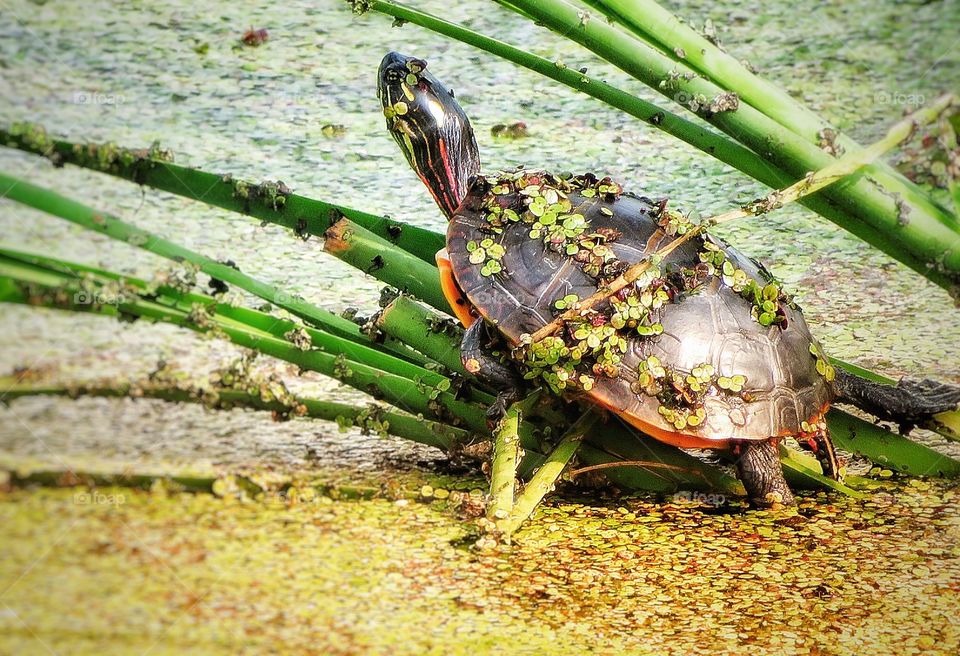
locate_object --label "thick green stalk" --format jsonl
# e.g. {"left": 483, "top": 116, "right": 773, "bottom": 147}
{"left": 0, "top": 258, "right": 490, "bottom": 433}
{"left": 0, "top": 170, "right": 364, "bottom": 341}
{"left": 502, "top": 413, "right": 595, "bottom": 533}
{"left": 0, "top": 246, "right": 449, "bottom": 388}
{"left": 497, "top": 0, "right": 960, "bottom": 295}
{"left": 375, "top": 295, "right": 506, "bottom": 407}
{"left": 325, "top": 217, "right": 450, "bottom": 312}
{"left": 488, "top": 404, "right": 522, "bottom": 520}
{"left": 0, "top": 123, "right": 444, "bottom": 262}
{"left": 377, "top": 295, "right": 466, "bottom": 374}
{"left": 0, "top": 379, "right": 467, "bottom": 451}
{"left": 586, "top": 0, "right": 959, "bottom": 231}
{"left": 360, "top": 1, "right": 902, "bottom": 274}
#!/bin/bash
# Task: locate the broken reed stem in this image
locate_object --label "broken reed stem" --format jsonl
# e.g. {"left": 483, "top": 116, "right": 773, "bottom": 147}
{"left": 324, "top": 217, "right": 451, "bottom": 313}
{"left": 501, "top": 412, "right": 597, "bottom": 535}
{"left": 568, "top": 459, "right": 697, "bottom": 478}
{"left": 487, "top": 403, "right": 522, "bottom": 520}
{"left": 530, "top": 94, "right": 957, "bottom": 343}
{"left": 376, "top": 295, "right": 467, "bottom": 375}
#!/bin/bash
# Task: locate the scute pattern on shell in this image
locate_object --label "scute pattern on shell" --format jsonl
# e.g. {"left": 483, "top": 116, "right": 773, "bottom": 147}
{"left": 447, "top": 170, "right": 835, "bottom": 442}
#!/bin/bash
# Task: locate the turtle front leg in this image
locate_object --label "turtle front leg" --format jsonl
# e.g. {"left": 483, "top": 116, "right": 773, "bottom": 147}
{"left": 461, "top": 319, "right": 525, "bottom": 426}
{"left": 734, "top": 440, "right": 795, "bottom": 507}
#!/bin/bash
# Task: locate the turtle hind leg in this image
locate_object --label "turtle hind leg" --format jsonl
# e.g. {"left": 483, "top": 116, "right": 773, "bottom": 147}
{"left": 834, "top": 368, "right": 960, "bottom": 433}
{"left": 734, "top": 440, "right": 795, "bottom": 508}
{"left": 461, "top": 319, "right": 525, "bottom": 426}
{"left": 797, "top": 417, "right": 842, "bottom": 481}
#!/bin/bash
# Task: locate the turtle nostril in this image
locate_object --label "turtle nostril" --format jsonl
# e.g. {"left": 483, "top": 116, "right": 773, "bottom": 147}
{"left": 407, "top": 57, "right": 428, "bottom": 72}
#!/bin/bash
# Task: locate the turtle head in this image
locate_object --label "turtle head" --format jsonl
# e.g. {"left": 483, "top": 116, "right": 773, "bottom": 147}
{"left": 378, "top": 51, "right": 480, "bottom": 220}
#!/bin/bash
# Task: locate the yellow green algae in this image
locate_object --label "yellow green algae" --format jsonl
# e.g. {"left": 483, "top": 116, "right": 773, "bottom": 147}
{"left": 1, "top": 477, "right": 958, "bottom": 655}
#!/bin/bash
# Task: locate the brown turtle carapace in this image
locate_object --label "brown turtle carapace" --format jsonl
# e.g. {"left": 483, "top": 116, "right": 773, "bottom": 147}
{"left": 378, "top": 51, "right": 960, "bottom": 507}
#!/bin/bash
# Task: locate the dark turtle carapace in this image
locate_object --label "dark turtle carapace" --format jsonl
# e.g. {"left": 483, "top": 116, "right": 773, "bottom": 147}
{"left": 377, "top": 51, "right": 960, "bottom": 507}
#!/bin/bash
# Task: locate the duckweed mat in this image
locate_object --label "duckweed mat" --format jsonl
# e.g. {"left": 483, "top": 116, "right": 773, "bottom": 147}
{"left": 1, "top": 479, "right": 957, "bottom": 655}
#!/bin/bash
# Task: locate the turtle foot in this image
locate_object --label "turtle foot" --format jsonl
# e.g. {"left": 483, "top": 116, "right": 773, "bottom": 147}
{"left": 735, "top": 440, "right": 796, "bottom": 508}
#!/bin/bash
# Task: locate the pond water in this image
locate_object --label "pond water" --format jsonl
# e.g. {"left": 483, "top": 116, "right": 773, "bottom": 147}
{"left": 0, "top": 0, "right": 958, "bottom": 653}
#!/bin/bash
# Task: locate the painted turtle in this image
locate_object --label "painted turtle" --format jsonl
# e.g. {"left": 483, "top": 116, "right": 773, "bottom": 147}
{"left": 377, "top": 52, "right": 960, "bottom": 506}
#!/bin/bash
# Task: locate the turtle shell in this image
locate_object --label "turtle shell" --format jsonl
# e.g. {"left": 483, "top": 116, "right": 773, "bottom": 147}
{"left": 447, "top": 171, "right": 835, "bottom": 443}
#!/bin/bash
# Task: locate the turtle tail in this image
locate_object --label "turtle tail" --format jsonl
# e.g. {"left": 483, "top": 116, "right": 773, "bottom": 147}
{"left": 833, "top": 368, "right": 960, "bottom": 433}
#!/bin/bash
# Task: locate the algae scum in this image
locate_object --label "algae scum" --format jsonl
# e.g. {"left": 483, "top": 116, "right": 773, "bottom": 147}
{"left": 1, "top": 0, "right": 959, "bottom": 653}
{"left": 2, "top": 483, "right": 959, "bottom": 655}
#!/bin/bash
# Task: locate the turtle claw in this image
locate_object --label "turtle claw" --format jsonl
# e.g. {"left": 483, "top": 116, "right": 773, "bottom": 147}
{"left": 895, "top": 377, "right": 960, "bottom": 415}
{"left": 486, "top": 391, "right": 520, "bottom": 430}
{"left": 461, "top": 319, "right": 526, "bottom": 430}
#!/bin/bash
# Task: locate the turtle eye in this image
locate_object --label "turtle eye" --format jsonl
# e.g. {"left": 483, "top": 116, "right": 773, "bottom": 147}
{"left": 385, "top": 69, "right": 401, "bottom": 83}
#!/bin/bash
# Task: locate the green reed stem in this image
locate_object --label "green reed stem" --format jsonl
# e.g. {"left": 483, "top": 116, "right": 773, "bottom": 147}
{"left": 0, "top": 123, "right": 444, "bottom": 262}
